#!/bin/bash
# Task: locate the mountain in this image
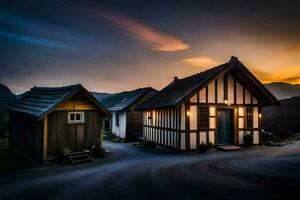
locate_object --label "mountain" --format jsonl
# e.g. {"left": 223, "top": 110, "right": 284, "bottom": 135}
{"left": 0, "top": 83, "right": 16, "bottom": 137}
{"left": 263, "top": 95, "right": 300, "bottom": 138}
{"left": 264, "top": 82, "right": 300, "bottom": 100}
{"left": 0, "top": 83, "right": 16, "bottom": 111}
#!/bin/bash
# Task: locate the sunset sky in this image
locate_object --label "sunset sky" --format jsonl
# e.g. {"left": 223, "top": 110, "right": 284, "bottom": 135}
{"left": 1, "top": 0, "right": 300, "bottom": 94}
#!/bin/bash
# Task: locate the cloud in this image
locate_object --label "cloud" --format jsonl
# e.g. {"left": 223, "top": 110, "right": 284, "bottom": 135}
{"left": 0, "top": 30, "right": 74, "bottom": 50}
{"left": 94, "top": 11, "right": 190, "bottom": 52}
{"left": 181, "top": 56, "right": 219, "bottom": 68}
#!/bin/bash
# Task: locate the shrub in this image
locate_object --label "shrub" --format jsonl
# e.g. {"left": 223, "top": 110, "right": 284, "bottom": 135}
{"left": 243, "top": 133, "right": 252, "bottom": 147}
{"left": 207, "top": 142, "right": 214, "bottom": 149}
{"left": 199, "top": 142, "right": 207, "bottom": 153}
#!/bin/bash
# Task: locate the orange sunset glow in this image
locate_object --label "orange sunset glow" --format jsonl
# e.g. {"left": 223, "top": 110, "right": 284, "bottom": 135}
{"left": 0, "top": 0, "right": 300, "bottom": 94}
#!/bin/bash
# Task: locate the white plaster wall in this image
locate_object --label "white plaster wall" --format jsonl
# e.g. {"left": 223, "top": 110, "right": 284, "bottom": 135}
{"left": 253, "top": 107, "right": 259, "bottom": 128}
{"left": 181, "top": 132, "right": 186, "bottom": 150}
{"left": 253, "top": 96, "right": 258, "bottom": 104}
{"left": 253, "top": 130, "right": 259, "bottom": 144}
{"left": 199, "top": 88, "right": 206, "bottom": 103}
{"left": 228, "top": 74, "right": 234, "bottom": 104}
{"left": 190, "top": 94, "right": 197, "bottom": 103}
{"left": 236, "top": 81, "right": 243, "bottom": 104}
{"left": 190, "top": 132, "right": 197, "bottom": 149}
{"left": 200, "top": 131, "right": 207, "bottom": 144}
{"left": 245, "top": 89, "right": 251, "bottom": 104}
{"left": 208, "top": 81, "right": 215, "bottom": 103}
{"left": 112, "top": 111, "right": 127, "bottom": 139}
{"left": 239, "top": 131, "right": 244, "bottom": 144}
{"left": 209, "top": 118, "right": 216, "bottom": 129}
{"left": 209, "top": 131, "right": 215, "bottom": 145}
{"left": 181, "top": 105, "right": 185, "bottom": 130}
{"left": 190, "top": 105, "right": 197, "bottom": 130}
{"left": 217, "top": 75, "right": 224, "bottom": 103}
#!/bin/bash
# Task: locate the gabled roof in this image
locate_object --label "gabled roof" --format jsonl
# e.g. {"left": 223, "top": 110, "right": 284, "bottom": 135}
{"left": 138, "top": 56, "right": 280, "bottom": 110}
{"left": 105, "top": 87, "right": 157, "bottom": 111}
{"left": 9, "top": 84, "right": 111, "bottom": 120}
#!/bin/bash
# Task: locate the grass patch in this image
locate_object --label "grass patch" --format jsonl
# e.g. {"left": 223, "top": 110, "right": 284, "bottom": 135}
{"left": 0, "top": 137, "right": 24, "bottom": 174}
{"left": 103, "top": 131, "right": 125, "bottom": 143}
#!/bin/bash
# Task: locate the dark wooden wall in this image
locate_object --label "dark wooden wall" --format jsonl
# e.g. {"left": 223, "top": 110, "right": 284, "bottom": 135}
{"left": 47, "top": 110, "right": 103, "bottom": 156}
{"left": 9, "top": 111, "right": 43, "bottom": 161}
{"left": 126, "top": 111, "right": 143, "bottom": 139}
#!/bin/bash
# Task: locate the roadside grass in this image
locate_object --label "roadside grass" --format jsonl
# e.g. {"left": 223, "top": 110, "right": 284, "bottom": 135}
{"left": 0, "top": 137, "right": 23, "bottom": 174}
{"left": 103, "top": 132, "right": 125, "bottom": 143}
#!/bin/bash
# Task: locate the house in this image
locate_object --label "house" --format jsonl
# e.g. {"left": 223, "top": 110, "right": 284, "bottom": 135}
{"left": 103, "top": 87, "right": 157, "bottom": 139}
{"left": 138, "top": 57, "right": 280, "bottom": 151}
{"left": 8, "top": 84, "right": 111, "bottom": 162}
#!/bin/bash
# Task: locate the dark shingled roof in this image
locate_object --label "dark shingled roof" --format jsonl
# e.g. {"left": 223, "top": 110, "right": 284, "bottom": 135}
{"left": 138, "top": 57, "right": 280, "bottom": 110}
{"left": 9, "top": 84, "right": 111, "bottom": 120}
{"left": 107, "top": 87, "right": 157, "bottom": 111}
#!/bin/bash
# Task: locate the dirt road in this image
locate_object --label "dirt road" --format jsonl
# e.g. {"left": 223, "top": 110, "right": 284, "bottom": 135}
{"left": 0, "top": 141, "right": 299, "bottom": 200}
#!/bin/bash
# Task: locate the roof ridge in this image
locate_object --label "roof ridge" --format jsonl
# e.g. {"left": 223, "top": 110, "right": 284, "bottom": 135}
{"left": 31, "top": 84, "right": 81, "bottom": 91}
{"left": 179, "top": 63, "right": 228, "bottom": 81}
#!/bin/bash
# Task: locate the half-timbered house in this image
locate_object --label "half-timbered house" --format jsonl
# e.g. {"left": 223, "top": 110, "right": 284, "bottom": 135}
{"left": 9, "top": 84, "right": 111, "bottom": 162}
{"left": 138, "top": 57, "right": 280, "bottom": 151}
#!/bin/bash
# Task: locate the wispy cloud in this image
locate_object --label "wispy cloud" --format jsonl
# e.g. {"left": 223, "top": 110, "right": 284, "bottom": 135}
{"left": 0, "top": 30, "right": 74, "bottom": 50}
{"left": 181, "top": 56, "right": 219, "bottom": 68}
{"left": 94, "top": 11, "right": 190, "bottom": 52}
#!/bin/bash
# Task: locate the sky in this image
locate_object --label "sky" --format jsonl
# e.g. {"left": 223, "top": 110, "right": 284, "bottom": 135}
{"left": 1, "top": 0, "right": 300, "bottom": 94}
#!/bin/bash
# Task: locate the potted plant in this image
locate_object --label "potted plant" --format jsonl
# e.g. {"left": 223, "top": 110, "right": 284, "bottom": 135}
{"left": 243, "top": 133, "right": 252, "bottom": 147}
{"left": 199, "top": 142, "right": 207, "bottom": 153}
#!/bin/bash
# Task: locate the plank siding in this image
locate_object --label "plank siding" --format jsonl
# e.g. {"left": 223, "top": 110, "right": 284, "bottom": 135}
{"left": 47, "top": 110, "right": 103, "bottom": 157}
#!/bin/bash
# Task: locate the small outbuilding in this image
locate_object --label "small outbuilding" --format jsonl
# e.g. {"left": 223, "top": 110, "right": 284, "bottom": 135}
{"left": 9, "top": 84, "right": 111, "bottom": 162}
{"left": 138, "top": 57, "right": 280, "bottom": 151}
{"left": 105, "top": 88, "right": 157, "bottom": 139}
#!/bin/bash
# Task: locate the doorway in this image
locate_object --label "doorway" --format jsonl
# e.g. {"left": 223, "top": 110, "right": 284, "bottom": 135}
{"left": 217, "top": 109, "right": 233, "bottom": 145}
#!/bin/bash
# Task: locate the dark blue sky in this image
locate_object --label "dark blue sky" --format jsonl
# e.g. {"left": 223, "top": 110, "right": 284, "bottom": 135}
{"left": 1, "top": 0, "right": 300, "bottom": 94}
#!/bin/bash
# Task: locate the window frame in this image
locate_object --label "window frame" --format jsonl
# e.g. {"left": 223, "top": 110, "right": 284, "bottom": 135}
{"left": 199, "top": 107, "right": 209, "bottom": 129}
{"left": 245, "top": 107, "right": 253, "bottom": 129}
{"left": 68, "top": 111, "right": 85, "bottom": 124}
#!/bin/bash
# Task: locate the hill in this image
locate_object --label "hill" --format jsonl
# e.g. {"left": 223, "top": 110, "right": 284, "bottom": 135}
{"left": 0, "top": 83, "right": 16, "bottom": 138}
{"left": 264, "top": 82, "right": 300, "bottom": 99}
{"left": 263, "top": 95, "right": 300, "bottom": 138}
{"left": 0, "top": 83, "right": 16, "bottom": 111}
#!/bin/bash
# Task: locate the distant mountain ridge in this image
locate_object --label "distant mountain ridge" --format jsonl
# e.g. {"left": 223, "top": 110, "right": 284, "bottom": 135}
{"left": 0, "top": 83, "right": 16, "bottom": 111}
{"left": 264, "top": 82, "right": 300, "bottom": 100}
{"left": 263, "top": 94, "right": 300, "bottom": 138}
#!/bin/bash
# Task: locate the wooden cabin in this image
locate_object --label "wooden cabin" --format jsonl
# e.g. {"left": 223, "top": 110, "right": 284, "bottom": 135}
{"left": 106, "top": 88, "right": 157, "bottom": 139}
{"left": 138, "top": 57, "right": 280, "bottom": 151}
{"left": 8, "top": 84, "right": 111, "bottom": 162}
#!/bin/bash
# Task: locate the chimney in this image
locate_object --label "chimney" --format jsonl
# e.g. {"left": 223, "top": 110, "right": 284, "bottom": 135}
{"left": 174, "top": 76, "right": 178, "bottom": 81}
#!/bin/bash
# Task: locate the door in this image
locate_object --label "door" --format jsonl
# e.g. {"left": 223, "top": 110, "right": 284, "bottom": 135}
{"left": 217, "top": 109, "right": 233, "bottom": 144}
{"left": 69, "top": 124, "right": 85, "bottom": 150}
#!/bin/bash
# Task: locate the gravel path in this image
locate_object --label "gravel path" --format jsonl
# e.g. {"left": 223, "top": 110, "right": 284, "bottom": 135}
{"left": 0, "top": 141, "right": 299, "bottom": 200}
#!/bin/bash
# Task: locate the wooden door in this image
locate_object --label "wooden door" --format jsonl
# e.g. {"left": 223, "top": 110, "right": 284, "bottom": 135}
{"left": 69, "top": 124, "right": 85, "bottom": 151}
{"left": 76, "top": 124, "right": 84, "bottom": 150}
{"left": 217, "top": 109, "right": 233, "bottom": 145}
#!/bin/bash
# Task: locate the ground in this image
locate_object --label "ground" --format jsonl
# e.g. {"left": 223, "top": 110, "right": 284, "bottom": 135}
{"left": 0, "top": 141, "right": 299, "bottom": 200}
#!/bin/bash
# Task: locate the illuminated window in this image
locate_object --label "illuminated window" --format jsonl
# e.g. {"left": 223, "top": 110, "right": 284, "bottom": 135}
{"left": 209, "top": 107, "right": 216, "bottom": 117}
{"left": 245, "top": 107, "right": 253, "bottom": 128}
{"left": 199, "top": 107, "right": 209, "bottom": 128}
{"left": 238, "top": 107, "right": 244, "bottom": 117}
{"left": 68, "top": 112, "right": 84, "bottom": 124}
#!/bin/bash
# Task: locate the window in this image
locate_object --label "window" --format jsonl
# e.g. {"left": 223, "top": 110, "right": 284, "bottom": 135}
{"left": 68, "top": 112, "right": 84, "bottom": 124}
{"left": 116, "top": 112, "right": 119, "bottom": 126}
{"left": 245, "top": 107, "right": 253, "bottom": 128}
{"left": 199, "top": 107, "right": 209, "bottom": 128}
